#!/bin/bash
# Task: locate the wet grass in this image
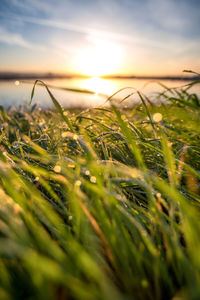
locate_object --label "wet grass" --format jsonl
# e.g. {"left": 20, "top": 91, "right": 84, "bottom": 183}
{"left": 0, "top": 75, "right": 200, "bottom": 300}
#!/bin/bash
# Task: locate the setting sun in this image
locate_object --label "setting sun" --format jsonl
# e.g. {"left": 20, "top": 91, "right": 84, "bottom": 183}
{"left": 74, "top": 37, "right": 123, "bottom": 77}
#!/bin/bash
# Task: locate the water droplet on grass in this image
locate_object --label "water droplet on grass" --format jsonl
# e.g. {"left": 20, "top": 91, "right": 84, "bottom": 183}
{"left": 85, "top": 170, "right": 90, "bottom": 176}
{"left": 90, "top": 176, "right": 96, "bottom": 183}
{"left": 54, "top": 165, "right": 61, "bottom": 173}
{"left": 75, "top": 180, "right": 81, "bottom": 187}
{"left": 153, "top": 113, "right": 162, "bottom": 122}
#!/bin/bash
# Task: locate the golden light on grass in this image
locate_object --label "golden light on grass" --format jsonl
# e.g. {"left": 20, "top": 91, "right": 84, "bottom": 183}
{"left": 1, "top": 77, "right": 200, "bottom": 300}
{"left": 74, "top": 37, "right": 123, "bottom": 77}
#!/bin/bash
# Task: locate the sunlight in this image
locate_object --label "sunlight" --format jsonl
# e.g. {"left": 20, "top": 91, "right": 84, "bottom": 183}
{"left": 74, "top": 37, "right": 123, "bottom": 77}
{"left": 79, "top": 76, "right": 122, "bottom": 97}
{"left": 80, "top": 76, "right": 109, "bottom": 94}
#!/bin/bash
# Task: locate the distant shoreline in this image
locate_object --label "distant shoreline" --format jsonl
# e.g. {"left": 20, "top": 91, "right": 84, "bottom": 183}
{"left": 101, "top": 75, "right": 200, "bottom": 81}
{"left": 0, "top": 72, "right": 199, "bottom": 81}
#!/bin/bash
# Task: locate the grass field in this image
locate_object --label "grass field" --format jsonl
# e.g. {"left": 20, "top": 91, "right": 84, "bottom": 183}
{"left": 0, "top": 76, "right": 200, "bottom": 300}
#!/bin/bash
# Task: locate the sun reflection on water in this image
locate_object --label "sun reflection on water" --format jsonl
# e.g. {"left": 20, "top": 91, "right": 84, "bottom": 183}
{"left": 80, "top": 76, "right": 114, "bottom": 95}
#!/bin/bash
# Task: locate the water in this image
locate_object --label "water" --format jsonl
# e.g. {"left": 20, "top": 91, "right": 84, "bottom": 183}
{"left": 0, "top": 77, "right": 199, "bottom": 109}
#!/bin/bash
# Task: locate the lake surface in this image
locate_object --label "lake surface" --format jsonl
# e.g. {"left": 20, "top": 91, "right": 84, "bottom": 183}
{"left": 0, "top": 77, "right": 199, "bottom": 109}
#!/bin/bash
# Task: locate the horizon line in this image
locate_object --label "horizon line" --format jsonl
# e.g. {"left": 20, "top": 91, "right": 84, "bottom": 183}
{"left": 0, "top": 71, "right": 199, "bottom": 81}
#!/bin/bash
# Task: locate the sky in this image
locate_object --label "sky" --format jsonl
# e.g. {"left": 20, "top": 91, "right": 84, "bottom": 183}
{"left": 0, "top": 0, "right": 199, "bottom": 76}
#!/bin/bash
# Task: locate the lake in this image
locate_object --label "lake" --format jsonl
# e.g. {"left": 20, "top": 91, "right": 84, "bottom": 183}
{"left": 0, "top": 77, "right": 199, "bottom": 109}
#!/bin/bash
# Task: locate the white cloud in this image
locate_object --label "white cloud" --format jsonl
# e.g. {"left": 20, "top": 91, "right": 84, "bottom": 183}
{"left": 0, "top": 26, "right": 45, "bottom": 51}
{"left": 0, "top": 0, "right": 199, "bottom": 74}
{"left": 0, "top": 27, "right": 31, "bottom": 48}
{"left": 5, "top": 0, "right": 53, "bottom": 15}
{"left": 147, "top": 0, "right": 199, "bottom": 32}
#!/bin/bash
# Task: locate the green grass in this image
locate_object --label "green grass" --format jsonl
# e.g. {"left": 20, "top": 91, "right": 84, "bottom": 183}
{"left": 0, "top": 75, "right": 200, "bottom": 300}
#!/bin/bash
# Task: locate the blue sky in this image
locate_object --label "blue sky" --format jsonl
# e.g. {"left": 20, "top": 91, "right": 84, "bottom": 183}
{"left": 0, "top": 0, "right": 199, "bottom": 75}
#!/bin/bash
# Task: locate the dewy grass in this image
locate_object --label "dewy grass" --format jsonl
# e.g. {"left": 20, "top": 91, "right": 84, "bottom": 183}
{"left": 0, "top": 76, "right": 200, "bottom": 300}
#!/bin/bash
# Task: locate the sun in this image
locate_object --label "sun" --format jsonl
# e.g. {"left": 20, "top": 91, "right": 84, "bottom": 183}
{"left": 73, "top": 37, "right": 123, "bottom": 77}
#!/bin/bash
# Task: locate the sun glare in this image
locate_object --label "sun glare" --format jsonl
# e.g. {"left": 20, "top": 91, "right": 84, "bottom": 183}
{"left": 80, "top": 76, "right": 111, "bottom": 94}
{"left": 74, "top": 37, "right": 123, "bottom": 77}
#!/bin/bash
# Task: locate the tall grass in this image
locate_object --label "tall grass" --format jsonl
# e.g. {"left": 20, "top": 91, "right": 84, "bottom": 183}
{"left": 0, "top": 76, "right": 200, "bottom": 299}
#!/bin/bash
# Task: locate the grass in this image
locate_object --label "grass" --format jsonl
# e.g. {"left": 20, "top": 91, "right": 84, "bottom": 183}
{"left": 0, "top": 74, "right": 200, "bottom": 300}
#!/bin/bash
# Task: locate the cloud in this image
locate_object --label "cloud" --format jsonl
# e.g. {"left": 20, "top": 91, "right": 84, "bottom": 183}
{"left": 2, "top": 10, "right": 196, "bottom": 64}
{"left": 1, "top": 0, "right": 53, "bottom": 15}
{"left": 0, "top": 11, "right": 172, "bottom": 52}
{"left": 0, "top": 26, "right": 45, "bottom": 50}
{"left": 0, "top": 0, "right": 199, "bottom": 74}
{"left": 0, "top": 11, "right": 130, "bottom": 43}
{"left": 147, "top": 0, "right": 200, "bottom": 36}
